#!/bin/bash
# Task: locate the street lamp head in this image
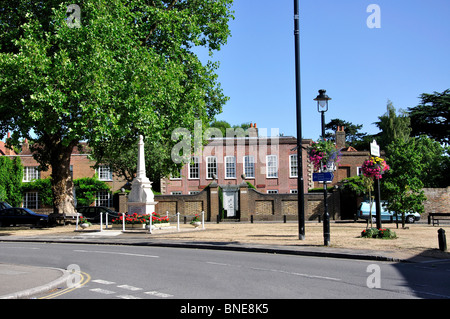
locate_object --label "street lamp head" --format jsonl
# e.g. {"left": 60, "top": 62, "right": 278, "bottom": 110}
{"left": 314, "top": 89, "right": 331, "bottom": 113}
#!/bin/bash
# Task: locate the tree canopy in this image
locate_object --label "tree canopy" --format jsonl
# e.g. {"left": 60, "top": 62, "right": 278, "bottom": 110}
{"left": 408, "top": 89, "right": 450, "bottom": 145}
{"left": 0, "top": 0, "right": 234, "bottom": 214}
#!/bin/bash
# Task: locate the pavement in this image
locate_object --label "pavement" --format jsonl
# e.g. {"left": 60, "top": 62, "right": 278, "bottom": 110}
{"left": 1, "top": 225, "right": 449, "bottom": 299}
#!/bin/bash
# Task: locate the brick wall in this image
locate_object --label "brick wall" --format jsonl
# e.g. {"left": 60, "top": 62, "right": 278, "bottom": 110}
{"left": 423, "top": 187, "right": 450, "bottom": 218}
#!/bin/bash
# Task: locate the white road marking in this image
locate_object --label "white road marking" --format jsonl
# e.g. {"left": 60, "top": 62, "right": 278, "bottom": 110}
{"left": 117, "top": 295, "right": 143, "bottom": 299}
{"left": 73, "top": 249, "right": 159, "bottom": 258}
{"left": 92, "top": 279, "right": 116, "bottom": 285}
{"left": 117, "top": 284, "right": 143, "bottom": 291}
{"left": 90, "top": 288, "right": 116, "bottom": 294}
{"left": 145, "top": 291, "right": 173, "bottom": 298}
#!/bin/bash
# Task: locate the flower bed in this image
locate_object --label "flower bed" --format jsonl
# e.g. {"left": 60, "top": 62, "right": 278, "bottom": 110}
{"left": 361, "top": 227, "right": 397, "bottom": 239}
{"left": 112, "top": 212, "right": 169, "bottom": 226}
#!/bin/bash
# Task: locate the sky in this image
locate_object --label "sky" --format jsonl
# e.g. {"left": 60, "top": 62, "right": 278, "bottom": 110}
{"left": 198, "top": 0, "right": 450, "bottom": 140}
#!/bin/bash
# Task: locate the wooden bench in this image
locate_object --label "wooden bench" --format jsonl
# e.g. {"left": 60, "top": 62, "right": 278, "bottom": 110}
{"left": 428, "top": 213, "right": 450, "bottom": 226}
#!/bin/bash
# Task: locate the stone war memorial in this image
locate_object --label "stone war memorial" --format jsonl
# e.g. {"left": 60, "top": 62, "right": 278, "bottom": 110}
{"left": 127, "top": 135, "right": 158, "bottom": 215}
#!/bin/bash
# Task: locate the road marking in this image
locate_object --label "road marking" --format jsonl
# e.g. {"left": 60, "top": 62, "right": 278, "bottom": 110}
{"left": 90, "top": 288, "right": 116, "bottom": 295}
{"left": 39, "top": 271, "right": 91, "bottom": 299}
{"left": 207, "top": 261, "right": 341, "bottom": 282}
{"left": 92, "top": 279, "right": 116, "bottom": 285}
{"left": 117, "top": 295, "right": 143, "bottom": 299}
{"left": 145, "top": 291, "right": 173, "bottom": 298}
{"left": 117, "top": 284, "right": 143, "bottom": 291}
{"left": 73, "top": 249, "right": 159, "bottom": 258}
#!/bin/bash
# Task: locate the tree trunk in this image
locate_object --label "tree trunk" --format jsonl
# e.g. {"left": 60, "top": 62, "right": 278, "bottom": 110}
{"left": 49, "top": 143, "right": 77, "bottom": 217}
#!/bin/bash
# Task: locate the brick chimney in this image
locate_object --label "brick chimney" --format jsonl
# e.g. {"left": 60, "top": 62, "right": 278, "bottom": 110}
{"left": 248, "top": 123, "right": 258, "bottom": 138}
{"left": 335, "top": 126, "right": 346, "bottom": 149}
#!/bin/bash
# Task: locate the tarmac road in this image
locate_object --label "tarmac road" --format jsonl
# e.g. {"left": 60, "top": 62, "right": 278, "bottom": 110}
{"left": 1, "top": 229, "right": 450, "bottom": 299}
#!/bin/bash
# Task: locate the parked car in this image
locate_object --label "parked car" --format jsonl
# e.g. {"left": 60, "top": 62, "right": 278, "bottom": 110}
{"left": 0, "top": 207, "right": 49, "bottom": 227}
{"left": 0, "top": 202, "right": 12, "bottom": 210}
{"left": 358, "top": 201, "right": 421, "bottom": 224}
{"left": 76, "top": 206, "right": 120, "bottom": 223}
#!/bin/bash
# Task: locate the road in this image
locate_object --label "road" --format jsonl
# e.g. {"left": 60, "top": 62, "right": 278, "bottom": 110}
{"left": 1, "top": 242, "right": 450, "bottom": 300}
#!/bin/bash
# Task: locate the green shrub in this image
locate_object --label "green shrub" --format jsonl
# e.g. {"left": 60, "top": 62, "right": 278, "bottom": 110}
{"left": 361, "top": 227, "right": 397, "bottom": 239}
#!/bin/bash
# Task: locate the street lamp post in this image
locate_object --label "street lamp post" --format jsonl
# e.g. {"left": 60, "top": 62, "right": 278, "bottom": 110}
{"left": 294, "top": 0, "right": 305, "bottom": 240}
{"left": 314, "top": 89, "right": 332, "bottom": 246}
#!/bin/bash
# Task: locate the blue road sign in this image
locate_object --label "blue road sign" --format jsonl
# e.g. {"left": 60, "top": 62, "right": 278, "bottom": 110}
{"left": 313, "top": 172, "right": 334, "bottom": 182}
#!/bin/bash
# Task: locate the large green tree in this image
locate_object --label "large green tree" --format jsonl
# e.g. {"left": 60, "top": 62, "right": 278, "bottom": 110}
{"left": 0, "top": 0, "right": 233, "bottom": 215}
{"left": 374, "top": 100, "right": 411, "bottom": 149}
{"left": 408, "top": 89, "right": 450, "bottom": 145}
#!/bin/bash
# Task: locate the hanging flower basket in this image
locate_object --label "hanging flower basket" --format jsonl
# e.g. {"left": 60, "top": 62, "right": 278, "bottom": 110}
{"left": 362, "top": 156, "right": 390, "bottom": 179}
{"left": 308, "top": 140, "right": 341, "bottom": 172}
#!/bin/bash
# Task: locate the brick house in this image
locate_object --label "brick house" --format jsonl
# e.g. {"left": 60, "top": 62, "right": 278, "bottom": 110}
{"left": 1, "top": 137, "right": 127, "bottom": 210}
{"left": 161, "top": 124, "right": 314, "bottom": 195}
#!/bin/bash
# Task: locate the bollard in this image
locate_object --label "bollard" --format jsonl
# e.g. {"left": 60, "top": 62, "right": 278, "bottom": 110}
{"left": 283, "top": 215, "right": 287, "bottom": 223}
{"left": 202, "top": 211, "right": 205, "bottom": 229}
{"left": 438, "top": 228, "right": 447, "bottom": 252}
{"left": 217, "top": 214, "right": 220, "bottom": 224}
{"left": 177, "top": 212, "right": 180, "bottom": 232}
{"left": 76, "top": 213, "right": 80, "bottom": 230}
{"left": 250, "top": 215, "right": 253, "bottom": 224}
{"left": 100, "top": 213, "right": 103, "bottom": 232}
{"left": 184, "top": 216, "right": 187, "bottom": 224}
{"left": 105, "top": 213, "right": 108, "bottom": 229}
{"left": 122, "top": 213, "right": 126, "bottom": 232}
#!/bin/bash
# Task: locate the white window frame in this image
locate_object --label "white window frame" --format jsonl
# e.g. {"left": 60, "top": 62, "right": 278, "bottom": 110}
{"left": 243, "top": 155, "right": 255, "bottom": 179}
{"left": 170, "top": 168, "right": 182, "bottom": 180}
{"left": 23, "top": 167, "right": 40, "bottom": 182}
{"left": 97, "top": 166, "right": 113, "bottom": 181}
{"left": 290, "top": 189, "right": 298, "bottom": 194}
{"left": 171, "top": 191, "right": 182, "bottom": 195}
{"left": 266, "top": 155, "right": 278, "bottom": 178}
{"left": 189, "top": 156, "right": 199, "bottom": 179}
{"left": 96, "top": 191, "right": 112, "bottom": 207}
{"left": 206, "top": 156, "right": 217, "bottom": 179}
{"left": 289, "top": 154, "right": 298, "bottom": 178}
{"left": 225, "top": 156, "right": 236, "bottom": 179}
{"left": 357, "top": 166, "right": 363, "bottom": 176}
{"left": 23, "top": 192, "right": 39, "bottom": 209}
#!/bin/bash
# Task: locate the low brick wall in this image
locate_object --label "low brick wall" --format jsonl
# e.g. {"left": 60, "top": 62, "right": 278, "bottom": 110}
{"left": 423, "top": 187, "right": 450, "bottom": 219}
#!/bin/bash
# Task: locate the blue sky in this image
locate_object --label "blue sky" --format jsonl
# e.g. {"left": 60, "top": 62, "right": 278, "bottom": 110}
{"left": 202, "top": 0, "right": 450, "bottom": 140}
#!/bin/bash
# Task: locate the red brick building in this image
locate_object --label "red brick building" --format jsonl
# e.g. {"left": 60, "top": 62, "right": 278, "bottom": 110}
{"left": 1, "top": 138, "right": 127, "bottom": 210}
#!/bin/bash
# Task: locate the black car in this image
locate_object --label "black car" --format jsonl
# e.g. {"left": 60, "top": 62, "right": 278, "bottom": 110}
{"left": 0, "top": 202, "right": 12, "bottom": 210}
{"left": 76, "top": 206, "right": 120, "bottom": 223}
{"left": 0, "top": 207, "right": 49, "bottom": 227}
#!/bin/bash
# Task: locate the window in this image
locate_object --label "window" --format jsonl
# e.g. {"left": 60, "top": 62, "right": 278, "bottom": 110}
{"left": 357, "top": 167, "right": 363, "bottom": 176}
{"left": 96, "top": 191, "right": 112, "bottom": 207}
{"left": 189, "top": 191, "right": 200, "bottom": 195}
{"left": 23, "top": 167, "right": 40, "bottom": 182}
{"left": 290, "top": 189, "right": 298, "bottom": 194}
{"left": 266, "top": 155, "right": 278, "bottom": 178}
{"left": 170, "top": 168, "right": 182, "bottom": 180}
{"left": 267, "top": 190, "right": 278, "bottom": 194}
{"left": 97, "top": 166, "right": 113, "bottom": 181}
{"left": 225, "top": 156, "right": 236, "bottom": 179}
{"left": 289, "top": 154, "right": 298, "bottom": 178}
{"left": 207, "top": 156, "right": 217, "bottom": 179}
{"left": 243, "top": 156, "right": 255, "bottom": 178}
{"left": 23, "top": 192, "right": 39, "bottom": 209}
{"left": 171, "top": 191, "right": 182, "bottom": 195}
{"left": 189, "top": 156, "right": 199, "bottom": 179}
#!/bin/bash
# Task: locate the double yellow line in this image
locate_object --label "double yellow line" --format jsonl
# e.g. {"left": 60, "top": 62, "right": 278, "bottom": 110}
{"left": 39, "top": 271, "right": 91, "bottom": 299}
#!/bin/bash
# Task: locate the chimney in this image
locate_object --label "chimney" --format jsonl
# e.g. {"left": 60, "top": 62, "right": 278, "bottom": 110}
{"left": 248, "top": 123, "right": 258, "bottom": 138}
{"left": 335, "top": 126, "right": 346, "bottom": 149}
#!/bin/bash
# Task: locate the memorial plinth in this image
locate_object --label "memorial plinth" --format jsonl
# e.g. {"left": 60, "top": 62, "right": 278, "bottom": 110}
{"left": 127, "top": 135, "right": 158, "bottom": 215}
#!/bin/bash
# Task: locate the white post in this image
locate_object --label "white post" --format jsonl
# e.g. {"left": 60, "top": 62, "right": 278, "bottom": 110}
{"left": 177, "top": 212, "right": 180, "bottom": 232}
{"left": 201, "top": 211, "right": 205, "bottom": 230}
{"left": 149, "top": 212, "right": 152, "bottom": 234}
{"left": 166, "top": 211, "right": 169, "bottom": 219}
{"left": 76, "top": 213, "right": 80, "bottom": 230}
{"left": 122, "top": 213, "right": 126, "bottom": 232}
{"left": 100, "top": 213, "right": 103, "bottom": 232}
{"left": 105, "top": 213, "right": 108, "bottom": 229}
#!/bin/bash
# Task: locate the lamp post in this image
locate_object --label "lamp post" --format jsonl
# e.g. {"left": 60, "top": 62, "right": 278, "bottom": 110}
{"left": 294, "top": 0, "right": 305, "bottom": 240}
{"left": 314, "top": 89, "right": 332, "bottom": 246}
